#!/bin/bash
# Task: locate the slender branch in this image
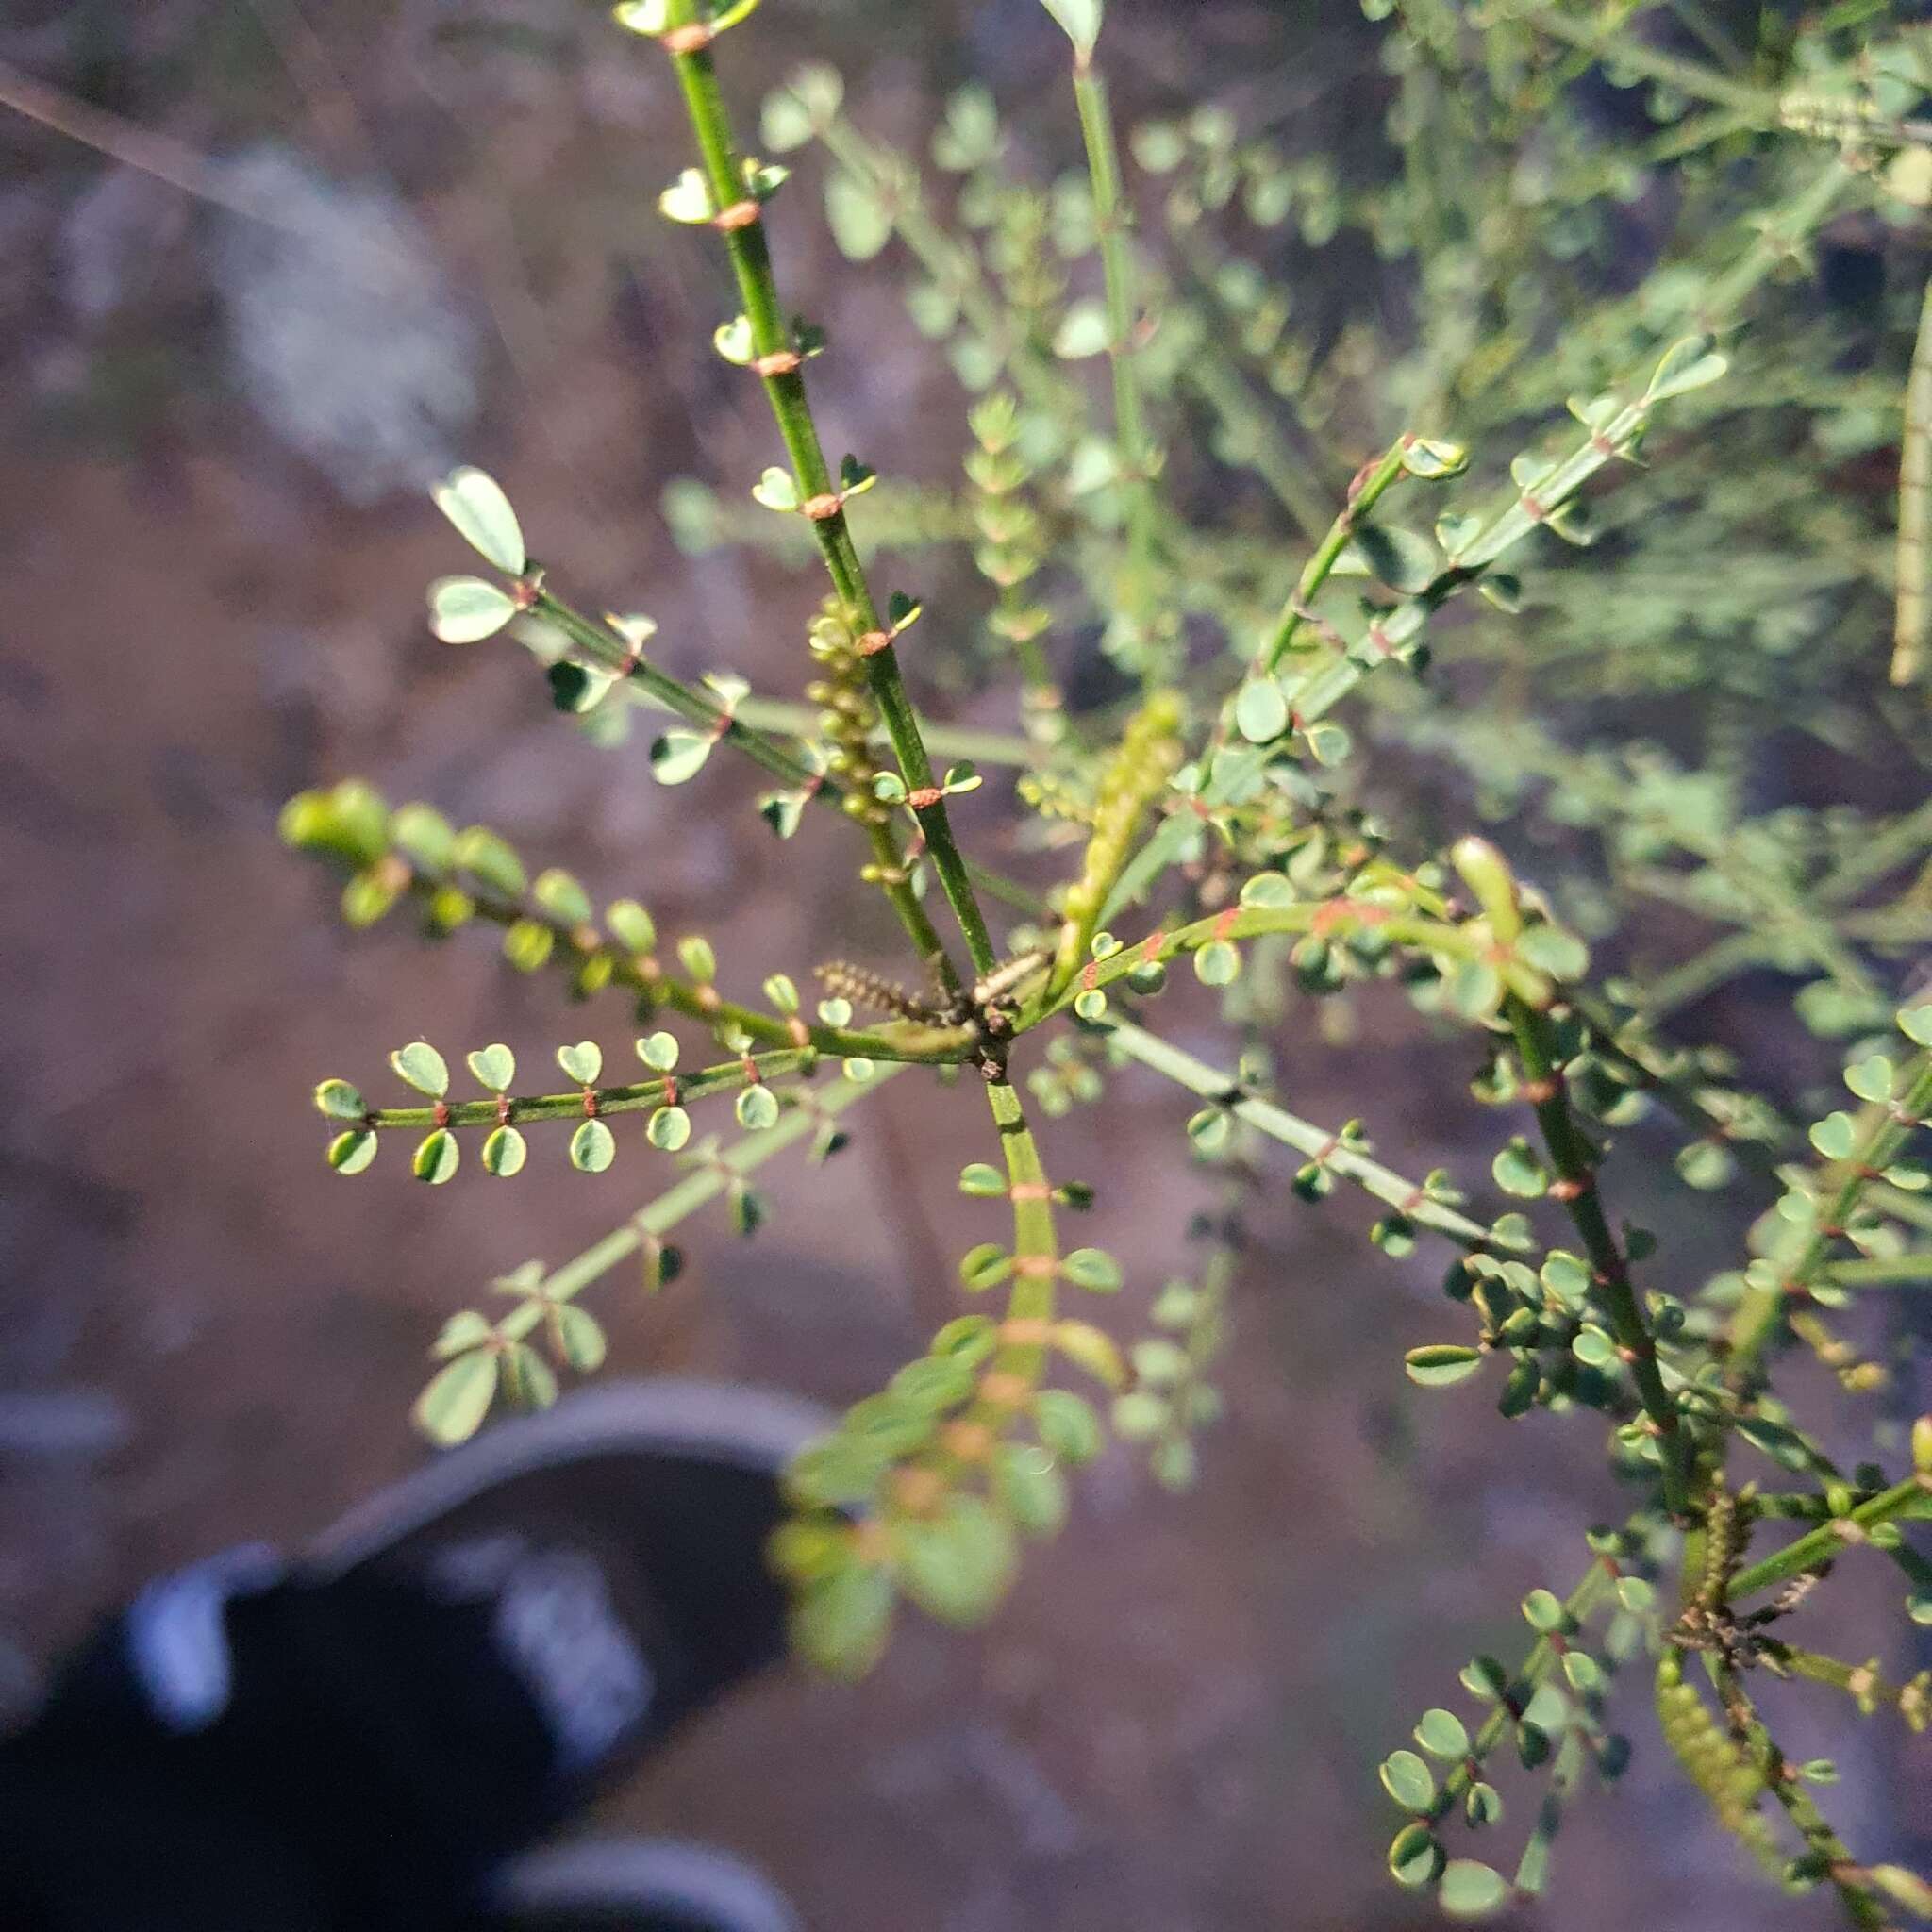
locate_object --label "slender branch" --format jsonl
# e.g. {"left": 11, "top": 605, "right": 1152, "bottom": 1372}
{"left": 1727, "top": 1051, "right": 1932, "bottom": 1374}
{"left": 1071, "top": 53, "right": 1160, "bottom": 608}
{"left": 1894, "top": 272, "right": 1932, "bottom": 687}
{"left": 657, "top": 3, "right": 998, "bottom": 977}
{"left": 344, "top": 1048, "right": 811, "bottom": 1133}
{"left": 504, "top": 1060, "right": 903, "bottom": 1309}
{"left": 1507, "top": 997, "right": 1691, "bottom": 1516}
{"left": 1097, "top": 1018, "right": 1512, "bottom": 1251}
{"left": 1258, "top": 440, "right": 1410, "bottom": 673}
{"left": 1728, "top": 1471, "right": 1932, "bottom": 1603}
{"left": 1826, "top": 1253, "right": 1932, "bottom": 1288}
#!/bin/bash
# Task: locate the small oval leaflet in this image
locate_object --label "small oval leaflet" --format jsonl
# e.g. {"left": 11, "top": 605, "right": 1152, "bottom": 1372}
{"left": 413, "top": 1129, "right": 460, "bottom": 1185}
{"left": 328, "top": 1128, "right": 377, "bottom": 1175}
{"left": 557, "top": 1041, "right": 603, "bottom": 1086}
{"left": 428, "top": 576, "right": 518, "bottom": 644}
{"left": 737, "top": 1086, "right": 781, "bottom": 1131}
{"left": 414, "top": 1352, "right": 500, "bottom": 1448}
{"left": 569, "top": 1119, "right": 616, "bottom": 1174}
{"left": 1377, "top": 1747, "right": 1436, "bottom": 1814}
{"left": 647, "top": 1106, "right": 691, "bottom": 1152}
{"left": 391, "top": 1041, "right": 450, "bottom": 1098}
{"left": 431, "top": 467, "right": 525, "bottom": 575}
{"left": 481, "top": 1126, "right": 527, "bottom": 1178}
{"left": 1061, "top": 1247, "right": 1123, "bottom": 1292}
{"left": 467, "top": 1044, "right": 516, "bottom": 1093}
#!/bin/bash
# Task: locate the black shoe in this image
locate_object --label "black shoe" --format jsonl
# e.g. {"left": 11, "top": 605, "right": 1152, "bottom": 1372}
{"left": 487, "top": 1839, "right": 802, "bottom": 1932}
{"left": 5, "top": 1379, "right": 829, "bottom": 1932}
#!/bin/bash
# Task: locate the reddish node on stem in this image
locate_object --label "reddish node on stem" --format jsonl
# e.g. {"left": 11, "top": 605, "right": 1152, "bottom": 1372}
{"left": 906, "top": 786, "right": 944, "bottom": 810}
{"left": 1080, "top": 958, "right": 1100, "bottom": 992}
{"left": 1211, "top": 906, "right": 1241, "bottom": 943}
{"left": 1549, "top": 1174, "right": 1593, "bottom": 1202}
{"left": 581, "top": 1089, "right": 600, "bottom": 1119}
{"left": 855, "top": 629, "right": 892, "bottom": 656}
{"left": 1140, "top": 929, "right": 1168, "bottom": 963}
{"left": 495, "top": 1095, "right": 513, "bottom": 1126}
{"left": 978, "top": 1371, "right": 1029, "bottom": 1407}
{"left": 751, "top": 350, "right": 803, "bottom": 377}
{"left": 997, "top": 1318, "right": 1051, "bottom": 1347}
{"left": 1008, "top": 1182, "right": 1053, "bottom": 1203}
{"left": 712, "top": 199, "right": 762, "bottom": 232}
{"left": 1012, "top": 1255, "right": 1058, "bottom": 1278}
{"left": 786, "top": 1016, "right": 811, "bottom": 1049}
{"left": 1521, "top": 1075, "right": 1559, "bottom": 1104}
{"left": 661, "top": 1076, "right": 681, "bottom": 1108}
{"left": 433, "top": 1101, "right": 452, "bottom": 1128}
{"left": 1520, "top": 493, "right": 1549, "bottom": 522}
{"left": 660, "top": 21, "right": 713, "bottom": 53}
{"left": 740, "top": 1053, "right": 761, "bottom": 1084}
{"left": 801, "top": 493, "right": 843, "bottom": 522}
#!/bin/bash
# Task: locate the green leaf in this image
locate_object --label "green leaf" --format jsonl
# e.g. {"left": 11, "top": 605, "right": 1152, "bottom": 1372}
{"left": 431, "top": 466, "right": 525, "bottom": 574}
{"left": 1808, "top": 1110, "right": 1857, "bottom": 1160}
{"left": 1054, "top": 1319, "right": 1125, "bottom": 1387}
{"left": 658, "top": 167, "right": 715, "bottom": 225}
{"left": 959, "top": 1242, "right": 1012, "bottom": 1291}
{"left": 1844, "top": 1054, "right": 1896, "bottom": 1103}
{"left": 677, "top": 935, "right": 717, "bottom": 982}
{"left": 824, "top": 171, "right": 891, "bottom": 260}
{"left": 1464, "top": 1782, "right": 1503, "bottom": 1828}
{"left": 413, "top": 1128, "right": 460, "bottom": 1185}
{"left": 1389, "top": 1824, "right": 1445, "bottom": 1889}
{"left": 607, "top": 899, "right": 658, "bottom": 954}
{"left": 427, "top": 575, "right": 518, "bottom": 644}
{"left": 500, "top": 1342, "right": 558, "bottom": 1412}
{"left": 1338, "top": 523, "right": 1438, "bottom": 594}
{"left": 552, "top": 1303, "right": 608, "bottom": 1373}
{"left": 1571, "top": 1324, "right": 1615, "bottom": 1368}
{"left": 557, "top": 1041, "right": 603, "bottom": 1086}
{"left": 314, "top": 1077, "right": 367, "bottom": 1121}
{"left": 897, "top": 1496, "right": 1018, "bottom": 1624}
{"left": 993, "top": 1442, "right": 1070, "bottom": 1536}
{"left": 327, "top": 1128, "right": 377, "bottom": 1174}
{"left": 958, "top": 1161, "right": 1007, "bottom": 1197}
{"left": 1033, "top": 1389, "right": 1104, "bottom": 1464}
{"left": 569, "top": 1119, "right": 616, "bottom": 1173}
{"left": 1438, "top": 1858, "right": 1509, "bottom": 1919}
{"left": 1414, "top": 1708, "right": 1470, "bottom": 1759}
{"left": 413, "top": 1351, "right": 500, "bottom": 1446}
{"left": 1405, "top": 1344, "right": 1484, "bottom": 1388}
{"left": 638, "top": 1031, "right": 680, "bottom": 1072}
{"left": 531, "top": 869, "right": 593, "bottom": 928}
{"left": 791, "top": 1560, "right": 894, "bottom": 1678}
{"left": 737, "top": 1085, "right": 781, "bottom": 1131}
{"left": 1400, "top": 436, "right": 1468, "bottom": 479}
{"left": 647, "top": 1106, "right": 691, "bottom": 1152}
{"left": 611, "top": 0, "right": 671, "bottom": 34}
{"left": 1062, "top": 1247, "right": 1124, "bottom": 1292}
{"left": 1435, "top": 509, "right": 1483, "bottom": 559}
{"left": 467, "top": 1044, "right": 515, "bottom": 1092}
{"left": 391, "top": 1041, "right": 450, "bottom": 1098}
{"left": 454, "top": 826, "right": 525, "bottom": 898}
{"left": 1234, "top": 676, "right": 1290, "bottom": 743}
{"left": 1038, "top": 0, "right": 1104, "bottom": 57}
{"left": 1521, "top": 1588, "right": 1567, "bottom": 1631}
{"left": 1674, "top": 1140, "right": 1734, "bottom": 1191}
{"left": 1900, "top": 1002, "right": 1932, "bottom": 1046}
{"left": 1646, "top": 333, "right": 1727, "bottom": 402}
{"left": 752, "top": 467, "right": 800, "bottom": 513}
{"left": 481, "top": 1125, "right": 527, "bottom": 1177}
{"left": 1194, "top": 940, "right": 1241, "bottom": 987}
{"left": 1491, "top": 1139, "right": 1548, "bottom": 1198}
{"left": 503, "top": 920, "right": 554, "bottom": 974}
{"left": 1378, "top": 1748, "right": 1436, "bottom": 1813}
{"left": 1053, "top": 299, "right": 1111, "bottom": 360}
{"left": 651, "top": 730, "right": 714, "bottom": 786}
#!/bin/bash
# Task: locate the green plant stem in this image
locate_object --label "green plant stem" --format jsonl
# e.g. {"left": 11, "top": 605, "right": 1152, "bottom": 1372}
{"left": 1507, "top": 996, "right": 1691, "bottom": 1516}
{"left": 1258, "top": 440, "right": 1409, "bottom": 673}
{"left": 1526, "top": 8, "right": 1777, "bottom": 118}
{"left": 1712, "top": 1661, "right": 1890, "bottom": 1930}
{"left": 659, "top": 3, "right": 998, "bottom": 978}
{"left": 349, "top": 1048, "right": 812, "bottom": 1133}
{"left": 1028, "top": 895, "right": 1491, "bottom": 1023}
{"left": 1096, "top": 1018, "right": 1511, "bottom": 1250}
{"left": 1894, "top": 272, "right": 1932, "bottom": 688}
{"left": 1764, "top": 1642, "right": 1930, "bottom": 1724}
{"left": 388, "top": 858, "right": 976, "bottom": 1065}
{"left": 1071, "top": 55, "right": 1160, "bottom": 612}
{"left": 1826, "top": 1253, "right": 1932, "bottom": 1288}
{"left": 535, "top": 591, "right": 1026, "bottom": 956}
{"left": 512, "top": 1061, "right": 903, "bottom": 1308}
{"left": 1425, "top": 1544, "right": 1627, "bottom": 1824}
{"left": 1727, "top": 1471, "right": 1932, "bottom": 1603}
{"left": 977, "top": 1077, "right": 1059, "bottom": 1398}
{"left": 1727, "top": 1051, "right": 1932, "bottom": 1376}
